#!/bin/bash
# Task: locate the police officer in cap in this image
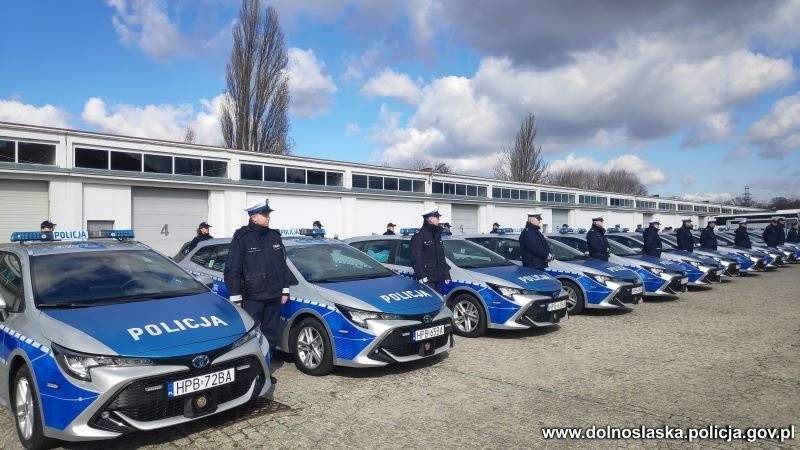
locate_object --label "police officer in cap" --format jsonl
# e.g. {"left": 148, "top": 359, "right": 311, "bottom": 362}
{"left": 185, "top": 222, "right": 213, "bottom": 254}
{"left": 519, "top": 212, "right": 552, "bottom": 269}
{"left": 762, "top": 217, "right": 780, "bottom": 248}
{"left": 490, "top": 222, "right": 501, "bottom": 234}
{"left": 224, "top": 198, "right": 289, "bottom": 385}
{"left": 410, "top": 207, "right": 451, "bottom": 293}
{"left": 734, "top": 218, "right": 752, "bottom": 248}
{"left": 776, "top": 217, "right": 787, "bottom": 245}
{"left": 676, "top": 218, "right": 694, "bottom": 252}
{"left": 586, "top": 215, "right": 610, "bottom": 261}
{"left": 642, "top": 219, "right": 662, "bottom": 257}
{"left": 383, "top": 222, "right": 396, "bottom": 235}
{"left": 699, "top": 218, "right": 718, "bottom": 250}
{"left": 40, "top": 220, "right": 56, "bottom": 240}
{"left": 788, "top": 222, "right": 800, "bottom": 243}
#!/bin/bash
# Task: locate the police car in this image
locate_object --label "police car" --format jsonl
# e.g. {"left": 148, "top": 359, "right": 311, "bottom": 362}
{"left": 0, "top": 230, "right": 271, "bottom": 448}
{"left": 178, "top": 231, "right": 453, "bottom": 376}
{"left": 703, "top": 231, "right": 777, "bottom": 271}
{"left": 346, "top": 231, "right": 570, "bottom": 338}
{"left": 463, "top": 231, "right": 644, "bottom": 314}
{"left": 547, "top": 234, "right": 692, "bottom": 294}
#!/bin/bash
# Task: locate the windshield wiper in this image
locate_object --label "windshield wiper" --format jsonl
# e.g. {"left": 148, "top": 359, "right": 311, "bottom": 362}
{"left": 312, "top": 274, "right": 392, "bottom": 283}
{"left": 37, "top": 302, "right": 94, "bottom": 309}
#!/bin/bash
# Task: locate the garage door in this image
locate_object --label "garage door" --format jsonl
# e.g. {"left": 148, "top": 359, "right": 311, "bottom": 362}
{"left": 451, "top": 204, "right": 478, "bottom": 235}
{"left": 133, "top": 187, "right": 208, "bottom": 256}
{"left": 552, "top": 209, "right": 570, "bottom": 229}
{"left": 0, "top": 180, "right": 49, "bottom": 243}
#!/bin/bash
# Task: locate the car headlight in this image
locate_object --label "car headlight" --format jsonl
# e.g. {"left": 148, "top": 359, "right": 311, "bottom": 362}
{"left": 588, "top": 273, "right": 611, "bottom": 285}
{"left": 231, "top": 323, "right": 264, "bottom": 351}
{"left": 487, "top": 283, "right": 524, "bottom": 298}
{"left": 686, "top": 260, "right": 701, "bottom": 268}
{"left": 53, "top": 344, "right": 153, "bottom": 381}
{"left": 644, "top": 266, "right": 665, "bottom": 275}
{"left": 336, "top": 304, "right": 402, "bottom": 328}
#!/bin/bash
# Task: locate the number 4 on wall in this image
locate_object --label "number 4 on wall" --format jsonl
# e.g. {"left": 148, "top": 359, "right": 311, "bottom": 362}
{"left": 161, "top": 224, "right": 169, "bottom": 236}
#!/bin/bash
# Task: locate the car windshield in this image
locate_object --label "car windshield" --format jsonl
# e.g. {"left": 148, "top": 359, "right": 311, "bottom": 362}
{"left": 442, "top": 240, "right": 513, "bottom": 268}
{"left": 746, "top": 232, "right": 766, "bottom": 244}
{"left": 548, "top": 239, "right": 586, "bottom": 261}
{"left": 287, "top": 244, "right": 395, "bottom": 283}
{"left": 612, "top": 236, "right": 644, "bottom": 251}
{"left": 609, "top": 240, "right": 639, "bottom": 256}
{"left": 715, "top": 234, "right": 735, "bottom": 246}
{"left": 31, "top": 250, "right": 207, "bottom": 307}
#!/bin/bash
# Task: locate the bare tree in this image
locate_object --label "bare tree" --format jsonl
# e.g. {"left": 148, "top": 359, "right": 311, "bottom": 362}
{"left": 221, "top": 0, "right": 291, "bottom": 154}
{"left": 494, "top": 113, "right": 548, "bottom": 183}
{"left": 546, "top": 168, "right": 647, "bottom": 195}
{"left": 408, "top": 157, "right": 455, "bottom": 174}
{"left": 183, "top": 125, "right": 196, "bottom": 144}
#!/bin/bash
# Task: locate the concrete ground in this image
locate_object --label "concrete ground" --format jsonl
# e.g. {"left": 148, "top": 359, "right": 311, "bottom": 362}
{"left": 2, "top": 267, "right": 798, "bottom": 449}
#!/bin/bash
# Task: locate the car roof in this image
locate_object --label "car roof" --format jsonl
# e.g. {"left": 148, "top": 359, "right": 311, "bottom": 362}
{"left": 194, "top": 236, "right": 347, "bottom": 248}
{"left": 0, "top": 240, "right": 151, "bottom": 256}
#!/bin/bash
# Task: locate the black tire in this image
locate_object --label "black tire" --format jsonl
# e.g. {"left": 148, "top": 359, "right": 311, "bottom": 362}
{"left": 560, "top": 280, "right": 586, "bottom": 315}
{"left": 12, "top": 365, "right": 54, "bottom": 450}
{"left": 448, "top": 293, "right": 487, "bottom": 338}
{"left": 291, "top": 317, "right": 334, "bottom": 376}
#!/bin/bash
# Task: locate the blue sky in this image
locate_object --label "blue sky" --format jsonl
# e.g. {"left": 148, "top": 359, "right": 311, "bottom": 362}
{"left": 1, "top": 0, "right": 800, "bottom": 203}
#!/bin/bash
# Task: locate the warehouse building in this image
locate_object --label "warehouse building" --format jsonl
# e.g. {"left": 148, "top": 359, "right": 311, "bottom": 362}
{"left": 0, "top": 122, "right": 749, "bottom": 256}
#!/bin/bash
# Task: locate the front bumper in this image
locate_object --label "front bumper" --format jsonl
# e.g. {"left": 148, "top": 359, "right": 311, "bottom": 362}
{"left": 44, "top": 338, "right": 270, "bottom": 441}
{"left": 590, "top": 281, "right": 643, "bottom": 308}
{"left": 512, "top": 294, "right": 569, "bottom": 327}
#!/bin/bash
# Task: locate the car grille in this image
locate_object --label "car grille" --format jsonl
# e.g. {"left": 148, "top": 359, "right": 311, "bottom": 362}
{"left": 100, "top": 356, "right": 263, "bottom": 423}
{"left": 374, "top": 319, "right": 451, "bottom": 358}
{"left": 667, "top": 277, "right": 686, "bottom": 292}
{"left": 518, "top": 297, "right": 568, "bottom": 325}
{"left": 614, "top": 283, "right": 643, "bottom": 304}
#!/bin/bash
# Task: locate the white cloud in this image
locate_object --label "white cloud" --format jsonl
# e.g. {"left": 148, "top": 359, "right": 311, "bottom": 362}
{"left": 546, "top": 153, "right": 667, "bottom": 186}
{"left": 81, "top": 96, "right": 223, "bottom": 145}
{"left": 0, "top": 99, "right": 71, "bottom": 128}
{"left": 748, "top": 91, "right": 800, "bottom": 158}
{"left": 682, "top": 112, "right": 733, "bottom": 147}
{"left": 287, "top": 48, "right": 337, "bottom": 118}
{"left": 681, "top": 175, "right": 695, "bottom": 187}
{"left": 680, "top": 192, "right": 735, "bottom": 203}
{"left": 345, "top": 122, "right": 361, "bottom": 136}
{"left": 361, "top": 69, "right": 422, "bottom": 105}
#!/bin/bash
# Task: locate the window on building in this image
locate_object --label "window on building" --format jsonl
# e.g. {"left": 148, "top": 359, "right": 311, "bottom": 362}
{"left": 432, "top": 182, "right": 443, "bottom": 194}
{"left": 307, "top": 170, "right": 325, "bottom": 185}
{"left": 144, "top": 154, "right": 172, "bottom": 174}
{"left": 110, "top": 151, "right": 142, "bottom": 172}
{"left": 240, "top": 163, "right": 263, "bottom": 181}
{"left": 384, "top": 177, "right": 398, "bottom": 190}
{"left": 203, "top": 160, "right": 227, "bottom": 178}
{"left": 286, "top": 168, "right": 306, "bottom": 184}
{"left": 399, "top": 178, "right": 412, "bottom": 191}
{"left": 87, "top": 220, "right": 115, "bottom": 238}
{"left": 478, "top": 186, "right": 487, "bottom": 197}
{"left": 174, "top": 157, "right": 201, "bottom": 176}
{"left": 368, "top": 176, "right": 383, "bottom": 190}
{"left": 264, "top": 165, "right": 285, "bottom": 182}
{"left": 17, "top": 142, "right": 55, "bottom": 165}
{"left": 0, "top": 140, "right": 14, "bottom": 163}
{"left": 677, "top": 204, "right": 692, "bottom": 211}
{"left": 326, "top": 172, "right": 343, "bottom": 187}
{"left": 352, "top": 174, "right": 368, "bottom": 188}
{"left": 467, "top": 185, "right": 477, "bottom": 197}
{"left": 413, "top": 180, "right": 425, "bottom": 192}
{"left": 75, "top": 148, "right": 109, "bottom": 169}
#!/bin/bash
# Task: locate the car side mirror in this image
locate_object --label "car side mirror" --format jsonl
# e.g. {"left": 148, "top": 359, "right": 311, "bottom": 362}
{"left": 0, "top": 294, "right": 7, "bottom": 321}
{"left": 196, "top": 275, "right": 215, "bottom": 289}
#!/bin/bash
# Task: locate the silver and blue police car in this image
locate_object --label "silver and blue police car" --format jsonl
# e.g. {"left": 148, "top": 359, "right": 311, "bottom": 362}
{"left": 463, "top": 231, "right": 644, "bottom": 314}
{"left": 346, "top": 231, "right": 569, "bottom": 338}
{"left": 0, "top": 230, "right": 271, "bottom": 448}
{"left": 178, "top": 231, "right": 453, "bottom": 376}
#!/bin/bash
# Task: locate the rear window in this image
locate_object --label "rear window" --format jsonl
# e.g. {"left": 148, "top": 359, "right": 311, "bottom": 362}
{"left": 31, "top": 250, "right": 206, "bottom": 307}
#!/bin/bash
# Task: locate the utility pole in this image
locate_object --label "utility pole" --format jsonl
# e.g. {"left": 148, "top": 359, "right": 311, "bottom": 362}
{"left": 743, "top": 186, "right": 751, "bottom": 207}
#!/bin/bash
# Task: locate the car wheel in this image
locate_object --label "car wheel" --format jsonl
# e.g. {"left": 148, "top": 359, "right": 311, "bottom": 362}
{"left": 291, "top": 318, "right": 334, "bottom": 376}
{"left": 12, "top": 365, "right": 53, "bottom": 450}
{"left": 561, "top": 280, "right": 585, "bottom": 315}
{"left": 448, "top": 293, "right": 487, "bottom": 338}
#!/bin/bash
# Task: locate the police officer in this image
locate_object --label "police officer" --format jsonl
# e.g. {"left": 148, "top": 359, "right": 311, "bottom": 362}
{"left": 185, "top": 222, "right": 213, "bottom": 254}
{"left": 410, "top": 207, "right": 451, "bottom": 293}
{"left": 490, "top": 222, "right": 501, "bottom": 234}
{"left": 776, "top": 217, "right": 787, "bottom": 245}
{"left": 676, "top": 218, "right": 694, "bottom": 252}
{"left": 699, "top": 218, "right": 718, "bottom": 250}
{"left": 586, "top": 215, "right": 610, "bottom": 261}
{"left": 519, "top": 212, "right": 552, "bottom": 269}
{"left": 788, "top": 222, "right": 800, "bottom": 243}
{"left": 734, "top": 219, "right": 752, "bottom": 248}
{"left": 762, "top": 217, "right": 780, "bottom": 247}
{"left": 634, "top": 224, "right": 644, "bottom": 232}
{"left": 642, "top": 219, "right": 662, "bottom": 257}
{"left": 383, "top": 222, "right": 396, "bottom": 235}
{"left": 224, "top": 198, "right": 289, "bottom": 385}
{"left": 40, "top": 220, "right": 55, "bottom": 240}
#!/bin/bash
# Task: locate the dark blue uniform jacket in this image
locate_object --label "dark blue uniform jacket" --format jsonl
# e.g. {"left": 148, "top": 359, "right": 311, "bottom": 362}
{"left": 788, "top": 227, "right": 800, "bottom": 243}
{"left": 586, "top": 224, "right": 609, "bottom": 261}
{"left": 676, "top": 226, "right": 694, "bottom": 252}
{"left": 642, "top": 226, "right": 662, "bottom": 257}
{"left": 762, "top": 224, "right": 779, "bottom": 247}
{"left": 519, "top": 222, "right": 550, "bottom": 269}
{"left": 699, "top": 227, "right": 717, "bottom": 250}
{"left": 410, "top": 223, "right": 451, "bottom": 282}
{"left": 224, "top": 223, "right": 290, "bottom": 301}
{"left": 734, "top": 226, "right": 752, "bottom": 248}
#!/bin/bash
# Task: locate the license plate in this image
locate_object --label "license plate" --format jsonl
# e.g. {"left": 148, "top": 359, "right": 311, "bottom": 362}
{"left": 412, "top": 325, "right": 445, "bottom": 342}
{"left": 734, "top": 264, "right": 740, "bottom": 269}
{"left": 168, "top": 368, "right": 235, "bottom": 398}
{"left": 680, "top": 277, "right": 688, "bottom": 284}
{"left": 547, "top": 300, "right": 566, "bottom": 311}
{"left": 716, "top": 269, "right": 724, "bottom": 275}
{"left": 631, "top": 286, "right": 643, "bottom": 295}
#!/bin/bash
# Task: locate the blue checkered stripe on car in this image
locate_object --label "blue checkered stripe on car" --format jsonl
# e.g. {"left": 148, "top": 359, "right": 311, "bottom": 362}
{"left": 282, "top": 297, "right": 374, "bottom": 361}
{"left": 0, "top": 324, "right": 100, "bottom": 431}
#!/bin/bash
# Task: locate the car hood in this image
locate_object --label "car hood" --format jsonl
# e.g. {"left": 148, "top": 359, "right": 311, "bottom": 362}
{"left": 554, "top": 258, "right": 640, "bottom": 282}
{"left": 616, "top": 254, "right": 686, "bottom": 271}
{"left": 40, "top": 293, "right": 251, "bottom": 358}
{"left": 315, "top": 275, "right": 443, "bottom": 315}
{"left": 468, "top": 265, "right": 562, "bottom": 294}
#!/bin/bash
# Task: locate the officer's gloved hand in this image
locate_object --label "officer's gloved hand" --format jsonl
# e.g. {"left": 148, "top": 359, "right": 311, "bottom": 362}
{"left": 420, "top": 277, "right": 428, "bottom": 283}
{"left": 444, "top": 279, "right": 451, "bottom": 284}
{"left": 547, "top": 253, "right": 554, "bottom": 262}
